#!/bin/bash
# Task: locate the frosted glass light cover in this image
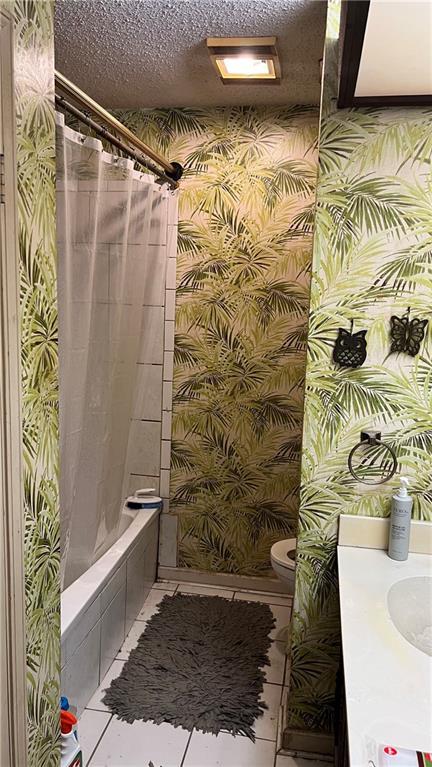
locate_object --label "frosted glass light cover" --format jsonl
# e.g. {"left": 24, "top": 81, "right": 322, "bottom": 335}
{"left": 223, "top": 57, "right": 270, "bottom": 76}
{"left": 215, "top": 56, "right": 276, "bottom": 80}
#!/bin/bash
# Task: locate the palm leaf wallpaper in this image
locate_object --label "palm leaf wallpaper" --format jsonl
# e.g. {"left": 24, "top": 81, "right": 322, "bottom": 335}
{"left": 286, "top": 2, "right": 432, "bottom": 735}
{"left": 118, "top": 106, "right": 319, "bottom": 575}
{"left": 10, "top": 0, "right": 431, "bottom": 755}
{"left": 13, "top": 1, "right": 60, "bottom": 764}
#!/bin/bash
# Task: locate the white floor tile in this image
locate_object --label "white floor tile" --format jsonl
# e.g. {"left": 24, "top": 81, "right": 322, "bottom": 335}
{"left": 135, "top": 601, "right": 161, "bottom": 625}
{"left": 275, "top": 756, "right": 332, "bottom": 767}
{"left": 153, "top": 580, "right": 178, "bottom": 591}
{"left": 147, "top": 587, "right": 176, "bottom": 605}
{"left": 177, "top": 584, "right": 233, "bottom": 599}
{"left": 234, "top": 590, "right": 293, "bottom": 608}
{"left": 183, "top": 731, "right": 276, "bottom": 767}
{"left": 268, "top": 604, "right": 291, "bottom": 640}
{"left": 86, "top": 660, "right": 125, "bottom": 712}
{"left": 254, "top": 682, "right": 282, "bottom": 741}
{"left": 89, "top": 717, "right": 190, "bottom": 767}
{"left": 263, "top": 641, "right": 286, "bottom": 685}
{"left": 136, "top": 587, "right": 173, "bottom": 619}
{"left": 78, "top": 709, "right": 111, "bottom": 766}
{"left": 116, "top": 620, "right": 147, "bottom": 660}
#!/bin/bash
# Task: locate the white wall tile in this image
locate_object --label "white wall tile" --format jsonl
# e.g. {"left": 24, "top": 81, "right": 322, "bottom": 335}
{"left": 117, "top": 620, "right": 147, "bottom": 660}
{"left": 165, "top": 289, "right": 176, "bottom": 321}
{"left": 166, "top": 223, "right": 178, "bottom": 259}
{"left": 97, "top": 191, "right": 131, "bottom": 244}
{"left": 100, "top": 583, "right": 126, "bottom": 680}
{"left": 127, "top": 421, "right": 162, "bottom": 476}
{"left": 138, "top": 306, "right": 164, "bottom": 363}
{"left": 125, "top": 536, "right": 147, "bottom": 635}
{"left": 160, "top": 469, "right": 170, "bottom": 497}
{"left": 127, "top": 474, "right": 160, "bottom": 495}
{"left": 160, "top": 439, "right": 171, "bottom": 469}
{"left": 164, "top": 320, "right": 175, "bottom": 352}
{"left": 109, "top": 303, "right": 137, "bottom": 342}
{"left": 161, "top": 410, "right": 172, "bottom": 441}
{"left": 63, "top": 596, "right": 101, "bottom": 664}
{"left": 163, "top": 350, "right": 174, "bottom": 382}
{"left": 69, "top": 245, "right": 109, "bottom": 303}
{"left": 143, "top": 523, "right": 159, "bottom": 589}
{"left": 132, "top": 364, "right": 163, "bottom": 420}
{"left": 109, "top": 245, "right": 143, "bottom": 305}
{"left": 100, "top": 561, "right": 126, "bottom": 613}
{"left": 167, "top": 195, "right": 179, "bottom": 227}
{"left": 61, "top": 623, "right": 101, "bottom": 717}
{"left": 166, "top": 258, "right": 177, "bottom": 289}
{"left": 149, "top": 195, "right": 168, "bottom": 245}
{"left": 87, "top": 659, "right": 125, "bottom": 712}
{"left": 158, "top": 515, "right": 177, "bottom": 568}
{"left": 162, "top": 381, "right": 173, "bottom": 411}
{"left": 68, "top": 303, "right": 91, "bottom": 350}
{"left": 142, "top": 244, "right": 166, "bottom": 306}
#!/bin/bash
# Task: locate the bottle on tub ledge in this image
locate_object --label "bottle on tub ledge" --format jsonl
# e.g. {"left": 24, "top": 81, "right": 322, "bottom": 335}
{"left": 61, "top": 697, "right": 82, "bottom": 767}
{"left": 126, "top": 488, "right": 163, "bottom": 511}
{"left": 388, "top": 476, "right": 413, "bottom": 562}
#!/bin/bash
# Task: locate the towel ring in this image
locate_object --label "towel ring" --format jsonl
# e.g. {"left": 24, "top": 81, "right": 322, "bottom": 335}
{"left": 348, "top": 430, "right": 398, "bottom": 485}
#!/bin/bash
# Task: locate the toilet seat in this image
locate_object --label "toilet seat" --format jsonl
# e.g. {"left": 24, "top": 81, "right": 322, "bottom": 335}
{"left": 270, "top": 538, "right": 296, "bottom": 571}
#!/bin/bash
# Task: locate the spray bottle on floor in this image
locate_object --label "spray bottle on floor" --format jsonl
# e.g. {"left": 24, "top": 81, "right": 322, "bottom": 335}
{"left": 61, "top": 699, "right": 83, "bottom": 767}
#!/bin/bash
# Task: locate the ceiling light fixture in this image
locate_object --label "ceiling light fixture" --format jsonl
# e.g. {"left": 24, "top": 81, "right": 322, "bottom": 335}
{"left": 206, "top": 37, "right": 281, "bottom": 84}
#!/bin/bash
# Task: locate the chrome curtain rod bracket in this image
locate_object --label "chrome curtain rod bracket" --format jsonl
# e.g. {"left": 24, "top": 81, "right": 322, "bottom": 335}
{"left": 54, "top": 70, "right": 183, "bottom": 189}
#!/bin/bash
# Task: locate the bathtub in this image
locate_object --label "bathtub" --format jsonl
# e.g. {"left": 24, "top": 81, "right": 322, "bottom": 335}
{"left": 61, "top": 506, "right": 160, "bottom": 715}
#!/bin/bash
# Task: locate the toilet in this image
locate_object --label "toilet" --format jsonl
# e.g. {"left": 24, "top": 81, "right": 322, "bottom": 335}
{"left": 270, "top": 538, "right": 296, "bottom": 593}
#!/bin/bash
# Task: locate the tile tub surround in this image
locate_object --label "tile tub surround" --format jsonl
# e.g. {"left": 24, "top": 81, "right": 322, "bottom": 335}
{"left": 337, "top": 546, "right": 432, "bottom": 765}
{"left": 124, "top": 195, "right": 178, "bottom": 570}
{"left": 79, "top": 581, "right": 327, "bottom": 767}
{"left": 61, "top": 509, "right": 159, "bottom": 715}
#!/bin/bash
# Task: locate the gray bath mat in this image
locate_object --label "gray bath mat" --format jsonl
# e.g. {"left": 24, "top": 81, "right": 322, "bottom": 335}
{"left": 103, "top": 593, "right": 275, "bottom": 740}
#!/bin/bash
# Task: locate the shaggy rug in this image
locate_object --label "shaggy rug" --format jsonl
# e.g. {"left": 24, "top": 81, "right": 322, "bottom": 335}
{"left": 102, "top": 593, "right": 275, "bottom": 740}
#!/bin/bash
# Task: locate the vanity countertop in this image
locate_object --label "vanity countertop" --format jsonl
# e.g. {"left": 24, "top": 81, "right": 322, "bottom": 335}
{"left": 338, "top": 545, "right": 432, "bottom": 767}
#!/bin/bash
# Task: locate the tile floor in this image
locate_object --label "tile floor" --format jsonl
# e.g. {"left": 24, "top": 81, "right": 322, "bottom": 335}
{"left": 79, "top": 580, "right": 330, "bottom": 767}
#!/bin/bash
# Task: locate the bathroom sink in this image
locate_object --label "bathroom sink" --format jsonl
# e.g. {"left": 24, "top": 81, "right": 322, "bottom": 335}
{"left": 387, "top": 576, "right": 432, "bottom": 657}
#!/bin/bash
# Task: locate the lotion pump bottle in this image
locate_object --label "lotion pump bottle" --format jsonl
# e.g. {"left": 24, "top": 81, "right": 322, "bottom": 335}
{"left": 388, "top": 477, "right": 413, "bottom": 561}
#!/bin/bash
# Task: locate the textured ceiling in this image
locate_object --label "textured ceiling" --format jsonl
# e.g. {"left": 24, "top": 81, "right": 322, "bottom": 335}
{"left": 54, "top": 0, "right": 327, "bottom": 108}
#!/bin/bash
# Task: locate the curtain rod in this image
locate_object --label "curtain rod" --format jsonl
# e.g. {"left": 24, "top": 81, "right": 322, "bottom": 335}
{"left": 55, "top": 94, "right": 179, "bottom": 189}
{"left": 54, "top": 70, "right": 183, "bottom": 188}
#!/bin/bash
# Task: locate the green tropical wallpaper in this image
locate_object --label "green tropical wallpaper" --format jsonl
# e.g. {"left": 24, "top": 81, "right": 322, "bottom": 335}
{"left": 287, "top": 3, "right": 432, "bottom": 735}
{"left": 118, "top": 106, "right": 319, "bottom": 575}
{"left": 14, "top": 1, "right": 60, "bottom": 763}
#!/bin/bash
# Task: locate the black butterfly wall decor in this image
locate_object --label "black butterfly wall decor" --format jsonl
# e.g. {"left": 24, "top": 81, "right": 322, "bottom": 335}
{"left": 389, "top": 308, "right": 428, "bottom": 357}
{"left": 333, "top": 321, "right": 367, "bottom": 368}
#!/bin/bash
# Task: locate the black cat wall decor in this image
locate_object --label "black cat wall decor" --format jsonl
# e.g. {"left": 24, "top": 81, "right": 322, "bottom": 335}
{"left": 389, "top": 308, "right": 428, "bottom": 357}
{"left": 333, "top": 321, "right": 367, "bottom": 368}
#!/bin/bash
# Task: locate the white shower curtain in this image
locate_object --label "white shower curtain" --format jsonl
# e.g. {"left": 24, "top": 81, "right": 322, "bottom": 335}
{"left": 56, "top": 114, "right": 171, "bottom": 589}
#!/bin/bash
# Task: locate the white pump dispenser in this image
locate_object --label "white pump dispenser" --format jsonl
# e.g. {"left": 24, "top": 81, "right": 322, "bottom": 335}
{"left": 388, "top": 476, "right": 413, "bottom": 561}
{"left": 397, "top": 477, "right": 410, "bottom": 498}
